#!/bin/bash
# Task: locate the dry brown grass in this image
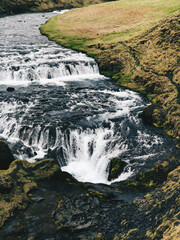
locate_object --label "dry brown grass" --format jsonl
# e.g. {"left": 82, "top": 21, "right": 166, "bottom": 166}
{"left": 59, "top": 6, "right": 151, "bottom": 38}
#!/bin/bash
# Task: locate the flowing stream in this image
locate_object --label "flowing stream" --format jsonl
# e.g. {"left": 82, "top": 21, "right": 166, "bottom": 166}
{"left": 0, "top": 11, "right": 174, "bottom": 184}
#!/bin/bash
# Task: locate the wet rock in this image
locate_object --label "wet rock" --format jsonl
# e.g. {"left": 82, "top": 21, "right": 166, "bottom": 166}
{"left": 92, "top": 197, "right": 99, "bottom": 207}
{"left": 0, "top": 141, "right": 15, "bottom": 170}
{"left": 141, "top": 104, "right": 155, "bottom": 125}
{"left": 3, "top": 219, "right": 18, "bottom": 234}
{"left": 32, "top": 196, "right": 44, "bottom": 203}
{"left": 6, "top": 87, "right": 15, "bottom": 92}
{"left": 10, "top": 141, "right": 35, "bottom": 159}
{"left": 108, "top": 158, "right": 127, "bottom": 181}
{"left": 3, "top": 219, "right": 25, "bottom": 235}
{"left": 76, "top": 221, "right": 91, "bottom": 230}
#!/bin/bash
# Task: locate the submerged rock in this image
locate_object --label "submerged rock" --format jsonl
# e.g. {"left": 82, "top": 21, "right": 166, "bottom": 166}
{"left": 6, "top": 87, "right": 15, "bottom": 92}
{"left": 0, "top": 141, "right": 15, "bottom": 170}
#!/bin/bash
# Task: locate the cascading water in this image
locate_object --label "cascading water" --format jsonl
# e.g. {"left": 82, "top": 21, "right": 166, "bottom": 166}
{"left": 0, "top": 11, "right": 174, "bottom": 184}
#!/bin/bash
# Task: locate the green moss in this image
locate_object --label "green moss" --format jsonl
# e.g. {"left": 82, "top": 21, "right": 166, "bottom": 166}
{"left": 0, "top": 158, "right": 62, "bottom": 228}
{"left": 87, "top": 189, "right": 105, "bottom": 199}
{"left": 108, "top": 158, "right": 126, "bottom": 181}
{"left": 95, "top": 233, "right": 105, "bottom": 239}
{"left": 146, "top": 94, "right": 158, "bottom": 104}
{"left": 118, "top": 154, "right": 179, "bottom": 192}
{"left": 23, "top": 182, "right": 38, "bottom": 194}
{"left": 55, "top": 220, "right": 63, "bottom": 231}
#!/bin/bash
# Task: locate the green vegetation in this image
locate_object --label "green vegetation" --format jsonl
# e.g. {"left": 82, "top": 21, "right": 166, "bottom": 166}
{"left": 86, "top": 189, "right": 105, "bottom": 199}
{"left": 40, "top": 0, "right": 180, "bottom": 45}
{"left": 0, "top": 158, "right": 60, "bottom": 228}
{"left": 118, "top": 154, "right": 179, "bottom": 192}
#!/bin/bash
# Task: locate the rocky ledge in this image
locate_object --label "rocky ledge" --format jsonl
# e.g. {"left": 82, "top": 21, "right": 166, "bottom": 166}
{"left": 0, "top": 140, "right": 179, "bottom": 240}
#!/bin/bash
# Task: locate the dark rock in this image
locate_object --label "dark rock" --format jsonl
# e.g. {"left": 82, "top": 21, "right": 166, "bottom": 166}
{"left": 108, "top": 158, "right": 127, "bottom": 181}
{"left": 3, "top": 219, "right": 25, "bottom": 235}
{"left": 3, "top": 219, "right": 18, "bottom": 234}
{"left": 10, "top": 141, "right": 35, "bottom": 159}
{"left": 0, "top": 141, "right": 15, "bottom": 170}
{"left": 92, "top": 197, "right": 99, "bottom": 207}
{"left": 6, "top": 87, "right": 15, "bottom": 92}
{"left": 141, "top": 104, "right": 155, "bottom": 125}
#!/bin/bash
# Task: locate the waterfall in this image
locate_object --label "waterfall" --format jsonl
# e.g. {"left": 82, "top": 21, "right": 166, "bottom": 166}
{"left": 0, "top": 46, "right": 101, "bottom": 85}
{"left": 0, "top": 11, "right": 174, "bottom": 184}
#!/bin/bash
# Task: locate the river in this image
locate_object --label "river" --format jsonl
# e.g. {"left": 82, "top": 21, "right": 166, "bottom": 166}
{"left": 0, "top": 11, "right": 174, "bottom": 184}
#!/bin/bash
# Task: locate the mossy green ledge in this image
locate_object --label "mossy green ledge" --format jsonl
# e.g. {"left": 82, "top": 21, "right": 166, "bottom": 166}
{"left": 0, "top": 158, "right": 76, "bottom": 228}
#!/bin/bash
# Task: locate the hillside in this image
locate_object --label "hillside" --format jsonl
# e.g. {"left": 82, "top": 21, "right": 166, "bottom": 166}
{"left": 0, "top": 0, "right": 108, "bottom": 16}
{"left": 40, "top": 0, "right": 180, "bottom": 141}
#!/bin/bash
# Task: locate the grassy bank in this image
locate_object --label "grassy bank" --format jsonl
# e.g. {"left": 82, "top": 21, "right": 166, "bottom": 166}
{"left": 40, "top": 0, "right": 180, "bottom": 43}
{"left": 40, "top": 0, "right": 180, "bottom": 142}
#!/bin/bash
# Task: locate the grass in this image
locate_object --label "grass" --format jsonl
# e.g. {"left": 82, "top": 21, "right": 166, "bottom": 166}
{"left": 41, "top": 0, "right": 180, "bottom": 46}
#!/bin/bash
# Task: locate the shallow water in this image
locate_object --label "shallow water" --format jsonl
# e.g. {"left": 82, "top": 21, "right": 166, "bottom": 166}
{"left": 0, "top": 11, "right": 174, "bottom": 184}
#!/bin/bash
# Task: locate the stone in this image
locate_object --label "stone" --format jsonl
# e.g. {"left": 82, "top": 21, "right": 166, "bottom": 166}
{"left": 6, "top": 87, "right": 15, "bottom": 92}
{"left": 76, "top": 221, "right": 91, "bottom": 230}
{"left": 32, "top": 196, "right": 44, "bottom": 203}
{"left": 108, "top": 158, "right": 127, "bottom": 181}
{"left": 141, "top": 104, "right": 155, "bottom": 125}
{"left": 0, "top": 141, "right": 15, "bottom": 170}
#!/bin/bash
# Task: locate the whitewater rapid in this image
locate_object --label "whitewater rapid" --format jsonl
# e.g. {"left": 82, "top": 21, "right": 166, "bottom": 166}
{"left": 0, "top": 11, "right": 174, "bottom": 184}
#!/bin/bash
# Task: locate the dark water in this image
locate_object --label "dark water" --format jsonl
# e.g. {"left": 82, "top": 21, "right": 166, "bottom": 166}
{"left": 0, "top": 11, "right": 174, "bottom": 184}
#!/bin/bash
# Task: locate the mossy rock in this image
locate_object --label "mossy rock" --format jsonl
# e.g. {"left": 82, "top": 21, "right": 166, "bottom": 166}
{"left": 108, "top": 158, "right": 127, "bottom": 181}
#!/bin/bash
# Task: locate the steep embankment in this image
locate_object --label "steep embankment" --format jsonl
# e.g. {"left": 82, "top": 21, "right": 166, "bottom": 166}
{"left": 0, "top": 0, "right": 108, "bottom": 16}
{"left": 40, "top": 0, "right": 180, "bottom": 142}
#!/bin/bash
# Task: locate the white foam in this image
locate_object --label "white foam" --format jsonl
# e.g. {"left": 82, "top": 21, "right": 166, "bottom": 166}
{"left": 61, "top": 126, "right": 129, "bottom": 184}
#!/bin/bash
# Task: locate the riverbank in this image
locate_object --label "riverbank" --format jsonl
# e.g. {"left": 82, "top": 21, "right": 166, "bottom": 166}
{"left": 40, "top": 0, "right": 180, "bottom": 142}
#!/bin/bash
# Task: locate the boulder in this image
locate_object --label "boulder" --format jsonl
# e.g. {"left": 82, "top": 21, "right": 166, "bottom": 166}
{"left": 108, "top": 158, "right": 127, "bottom": 181}
{"left": 0, "top": 141, "right": 15, "bottom": 170}
{"left": 141, "top": 104, "right": 155, "bottom": 125}
{"left": 6, "top": 87, "right": 15, "bottom": 92}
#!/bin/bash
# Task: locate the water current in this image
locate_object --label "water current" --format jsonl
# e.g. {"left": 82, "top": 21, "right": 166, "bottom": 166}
{"left": 0, "top": 11, "right": 174, "bottom": 184}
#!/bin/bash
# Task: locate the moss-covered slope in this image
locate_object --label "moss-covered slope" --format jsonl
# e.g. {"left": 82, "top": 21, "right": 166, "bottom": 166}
{"left": 0, "top": 158, "right": 61, "bottom": 227}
